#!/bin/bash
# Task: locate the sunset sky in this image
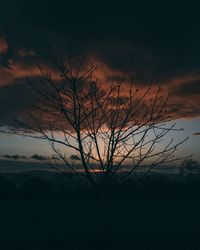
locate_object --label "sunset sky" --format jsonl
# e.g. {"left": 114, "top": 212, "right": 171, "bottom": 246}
{"left": 0, "top": 1, "right": 199, "bottom": 162}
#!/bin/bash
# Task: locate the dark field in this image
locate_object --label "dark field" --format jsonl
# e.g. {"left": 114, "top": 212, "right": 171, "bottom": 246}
{"left": 0, "top": 172, "right": 200, "bottom": 249}
{"left": 1, "top": 199, "right": 200, "bottom": 249}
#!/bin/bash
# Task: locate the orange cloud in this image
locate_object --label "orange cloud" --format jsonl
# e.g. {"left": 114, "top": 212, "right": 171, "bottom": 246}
{"left": 0, "top": 62, "right": 40, "bottom": 87}
{"left": 18, "top": 49, "right": 35, "bottom": 57}
{"left": 8, "top": 60, "right": 40, "bottom": 78}
{"left": 89, "top": 57, "right": 200, "bottom": 120}
{"left": 1, "top": 53, "right": 200, "bottom": 129}
{"left": 0, "top": 36, "right": 8, "bottom": 54}
{"left": 0, "top": 59, "right": 61, "bottom": 87}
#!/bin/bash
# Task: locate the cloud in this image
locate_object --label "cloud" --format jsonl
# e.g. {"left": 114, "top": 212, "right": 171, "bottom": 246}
{"left": 51, "top": 156, "right": 60, "bottom": 160}
{"left": 0, "top": 36, "right": 8, "bottom": 54}
{"left": 31, "top": 154, "right": 47, "bottom": 161}
{"left": 193, "top": 132, "right": 200, "bottom": 136}
{"left": 18, "top": 48, "right": 35, "bottom": 57}
{"left": 0, "top": 1, "right": 200, "bottom": 127}
{"left": 70, "top": 155, "right": 80, "bottom": 161}
{"left": 1, "top": 154, "right": 26, "bottom": 160}
{"left": 174, "top": 79, "right": 200, "bottom": 96}
{"left": 0, "top": 60, "right": 200, "bottom": 130}
{"left": 0, "top": 59, "right": 44, "bottom": 88}
{"left": 0, "top": 82, "right": 36, "bottom": 127}
{"left": 0, "top": 57, "right": 64, "bottom": 88}
{"left": 30, "top": 154, "right": 61, "bottom": 161}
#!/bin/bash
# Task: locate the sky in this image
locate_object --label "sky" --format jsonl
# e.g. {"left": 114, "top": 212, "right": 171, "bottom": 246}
{"left": 0, "top": 1, "right": 199, "bottom": 162}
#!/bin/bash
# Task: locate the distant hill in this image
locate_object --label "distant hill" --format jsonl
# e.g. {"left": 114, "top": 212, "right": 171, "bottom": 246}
{"left": 0, "top": 159, "right": 180, "bottom": 175}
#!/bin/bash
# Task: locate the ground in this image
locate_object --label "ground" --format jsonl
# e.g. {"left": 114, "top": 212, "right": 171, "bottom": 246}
{"left": 0, "top": 199, "right": 200, "bottom": 249}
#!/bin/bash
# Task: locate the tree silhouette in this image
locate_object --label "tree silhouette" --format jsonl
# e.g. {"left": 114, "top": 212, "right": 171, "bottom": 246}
{"left": 10, "top": 47, "right": 188, "bottom": 186}
{"left": 181, "top": 159, "right": 200, "bottom": 182}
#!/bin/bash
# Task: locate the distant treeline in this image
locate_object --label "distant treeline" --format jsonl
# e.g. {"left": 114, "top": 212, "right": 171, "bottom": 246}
{"left": 0, "top": 172, "right": 200, "bottom": 201}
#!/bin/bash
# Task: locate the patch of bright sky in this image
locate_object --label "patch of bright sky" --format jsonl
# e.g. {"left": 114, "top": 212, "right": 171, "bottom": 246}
{"left": 0, "top": 118, "right": 199, "bottom": 162}
{"left": 174, "top": 117, "right": 200, "bottom": 161}
{"left": 0, "top": 133, "right": 74, "bottom": 160}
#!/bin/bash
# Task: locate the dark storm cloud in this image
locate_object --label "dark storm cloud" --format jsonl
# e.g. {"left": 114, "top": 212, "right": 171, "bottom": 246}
{"left": 2, "top": 1, "right": 200, "bottom": 61}
{"left": 0, "top": 1, "right": 200, "bottom": 126}
{"left": 0, "top": 82, "right": 35, "bottom": 127}
{"left": 174, "top": 80, "right": 200, "bottom": 96}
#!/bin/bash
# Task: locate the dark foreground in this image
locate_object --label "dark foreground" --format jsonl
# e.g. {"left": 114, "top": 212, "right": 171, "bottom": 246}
{"left": 0, "top": 199, "right": 200, "bottom": 249}
{"left": 0, "top": 172, "right": 200, "bottom": 249}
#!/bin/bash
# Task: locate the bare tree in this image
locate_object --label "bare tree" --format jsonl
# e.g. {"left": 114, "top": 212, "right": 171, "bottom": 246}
{"left": 8, "top": 48, "right": 188, "bottom": 186}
